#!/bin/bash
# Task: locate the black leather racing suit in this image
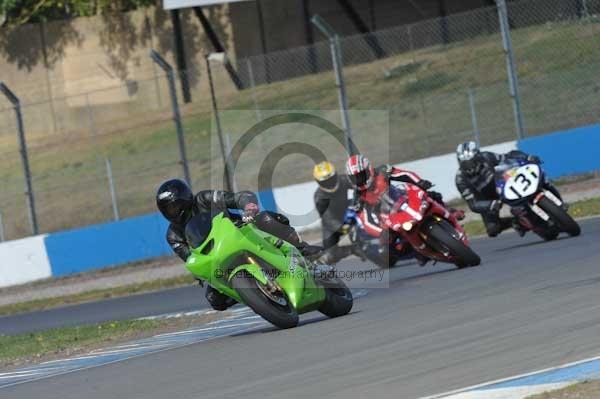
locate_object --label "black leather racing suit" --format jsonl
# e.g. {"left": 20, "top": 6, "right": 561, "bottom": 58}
{"left": 314, "top": 177, "right": 352, "bottom": 263}
{"left": 455, "top": 150, "right": 561, "bottom": 237}
{"left": 166, "top": 190, "right": 308, "bottom": 310}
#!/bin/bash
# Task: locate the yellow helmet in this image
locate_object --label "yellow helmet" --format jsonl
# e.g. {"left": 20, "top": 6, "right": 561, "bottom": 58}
{"left": 313, "top": 161, "right": 339, "bottom": 192}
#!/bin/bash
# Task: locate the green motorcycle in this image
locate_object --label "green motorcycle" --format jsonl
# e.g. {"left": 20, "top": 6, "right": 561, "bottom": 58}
{"left": 184, "top": 212, "right": 353, "bottom": 329}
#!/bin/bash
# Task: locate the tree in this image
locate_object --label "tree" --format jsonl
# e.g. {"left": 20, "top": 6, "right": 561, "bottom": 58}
{"left": 0, "top": 0, "right": 157, "bottom": 26}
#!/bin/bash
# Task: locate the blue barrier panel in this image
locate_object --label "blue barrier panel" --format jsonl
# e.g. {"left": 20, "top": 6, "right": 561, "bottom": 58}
{"left": 45, "top": 213, "right": 172, "bottom": 277}
{"left": 519, "top": 123, "right": 600, "bottom": 179}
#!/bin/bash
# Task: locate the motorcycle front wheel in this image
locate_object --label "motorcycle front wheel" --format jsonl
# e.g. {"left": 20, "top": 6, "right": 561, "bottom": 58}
{"left": 231, "top": 272, "right": 299, "bottom": 329}
{"left": 537, "top": 197, "right": 581, "bottom": 237}
{"left": 427, "top": 223, "right": 481, "bottom": 268}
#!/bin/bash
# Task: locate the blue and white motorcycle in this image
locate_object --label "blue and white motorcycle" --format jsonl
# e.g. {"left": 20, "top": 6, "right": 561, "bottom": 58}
{"left": 494, "top": 159, "right": 580, "bottom": 240}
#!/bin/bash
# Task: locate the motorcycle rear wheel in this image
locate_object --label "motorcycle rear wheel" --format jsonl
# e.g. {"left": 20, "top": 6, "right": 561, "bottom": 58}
{"left": 428, "top": 223, "right": 481, "bottom": 268}
{"left": 318, "top": 278, "right": 353, "bottom": 318}
{"left": 231, "top": 273, "right": 299, "bottom": 329}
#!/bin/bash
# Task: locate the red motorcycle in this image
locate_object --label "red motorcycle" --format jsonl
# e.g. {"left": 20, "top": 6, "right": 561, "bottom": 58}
{"left": 379, "top": 183, "right": 481, "bottom": 268}
{"left": 344, "top": 204, "right": 412, "bottom": 268}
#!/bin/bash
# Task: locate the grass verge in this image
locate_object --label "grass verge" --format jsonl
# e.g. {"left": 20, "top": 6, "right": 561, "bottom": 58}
{"left": 0, "top": 274, "right": 196, "bottom": 317}
{"left": 0, "top": 313, "right": 221, "bottom": 370}
{"left": 525, "top": 380, "right": 600, "bottom": 399}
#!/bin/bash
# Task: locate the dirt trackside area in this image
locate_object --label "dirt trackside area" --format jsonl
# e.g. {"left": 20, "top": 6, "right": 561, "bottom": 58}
{"left": 526, "top": 381, "right": 600, "bottom": 399}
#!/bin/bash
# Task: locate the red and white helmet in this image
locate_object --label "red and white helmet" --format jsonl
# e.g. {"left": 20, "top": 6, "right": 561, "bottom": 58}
{"left": 346, "top": 154, "right": 374, "bottom": 190}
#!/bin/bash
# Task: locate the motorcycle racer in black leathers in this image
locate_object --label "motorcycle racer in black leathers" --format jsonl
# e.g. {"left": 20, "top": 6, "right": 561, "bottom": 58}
{"left": 455, "top": 141, "right": 562, "bottom": 237}
{"left": 156, "top": 179, "right": 321, "bottom": 311}
{"left": 312, "top": 161, "right": 353, "bottom": 264}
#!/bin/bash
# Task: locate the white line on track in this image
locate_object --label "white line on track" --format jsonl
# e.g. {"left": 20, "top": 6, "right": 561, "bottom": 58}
{"left": 0, "top": 323, "right": 265, "bottom": 390}
{"left": 428, "top": 383, "right": 573, "bottom": 399}
{"left": 422, "top": 353, "right": 600, "bottom": 399}
{"left": 154, "top": 321, "right": 264, "bottom": 338}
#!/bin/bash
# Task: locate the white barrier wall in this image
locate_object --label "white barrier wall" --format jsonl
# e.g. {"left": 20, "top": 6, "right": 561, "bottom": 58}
{"left": 0, "top": 235, "right": 51, "bottom": 288}
{"left": 273, "top": 181, "right": 321, "bottom": 230}
{"left": 273, "top": 141, "right": 517, "bottom": 230}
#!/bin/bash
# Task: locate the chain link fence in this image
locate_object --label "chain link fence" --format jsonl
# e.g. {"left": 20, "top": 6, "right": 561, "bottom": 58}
{"left": 1, "top": 0, "right": 600, "bottom": 241}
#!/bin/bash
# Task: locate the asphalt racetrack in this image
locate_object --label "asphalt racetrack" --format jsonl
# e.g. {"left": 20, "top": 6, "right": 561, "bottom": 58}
{"left": 0, "top": 285, "right": 211, "bottom": 335}
{"left": 3, "top": 217, "right": 600, "bottom": 399}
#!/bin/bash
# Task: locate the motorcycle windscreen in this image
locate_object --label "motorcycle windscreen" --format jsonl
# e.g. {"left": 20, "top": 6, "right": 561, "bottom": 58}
{"left": 185, "top": 212, "right": 213, "bottom": 249}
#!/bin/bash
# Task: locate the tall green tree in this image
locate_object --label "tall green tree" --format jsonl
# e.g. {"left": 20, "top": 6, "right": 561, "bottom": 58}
{"left": 0, "top": 0, "right": 157, "bottom": 26}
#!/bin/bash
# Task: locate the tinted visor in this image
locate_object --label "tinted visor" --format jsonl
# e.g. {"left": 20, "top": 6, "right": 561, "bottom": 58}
{"left": 162, "top": 199, "right": 191, "bottom": 224}
{"left": 462, "top": 159, "right": 479, "bottom": 175}
{"left": 318, "top": 175, "right": 338, "bottom": 191}
{"left": 349, "top": 170, "right": 369, "bottom": 187}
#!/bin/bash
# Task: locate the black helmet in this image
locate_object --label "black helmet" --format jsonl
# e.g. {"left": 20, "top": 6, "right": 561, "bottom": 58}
{"left": 156, "top": 179, "right": 194, "bottom": 225}
{"left": 456, "top": 141, "right": 482, "bottom": 175}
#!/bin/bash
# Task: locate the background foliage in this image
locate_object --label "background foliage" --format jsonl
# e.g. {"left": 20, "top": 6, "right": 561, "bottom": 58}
{"left": 0, "top": 0, "right": 157, "bottom": 25}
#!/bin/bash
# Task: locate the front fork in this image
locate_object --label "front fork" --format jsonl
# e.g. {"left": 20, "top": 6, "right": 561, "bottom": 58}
{"left": 513, "top": 190, "right": 564, "bottom": 231}
{"left": 531, "top": 190, "right": 564, "bottom": 221}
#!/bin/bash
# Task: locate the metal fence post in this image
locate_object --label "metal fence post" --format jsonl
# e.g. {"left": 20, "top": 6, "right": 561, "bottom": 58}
{"left": 496, "top": 0, "right": 525, "bottom": 140}
{"left": 105, "top": 158, "right": 120, "bottom": 221}
{"left": 149, "top": 50, "right": 192, "bottom": 188}
{"left": 312, "top": 15, "right": 355, "bottom": 156}
{"left": 224, "top": 133, "right": 239, "bottom": 192}
{"left": 0, "top": 210, "right": 4, "bottom": 242}
{"left": 407, "top": 24, "right": 413, "bottom": 51}
{"left": 468, "top": 88, "right": 481, "bottom": 145}
{"left": 0, "top": 82, "right": 38, "bottom": 235}
{"left": 246, "top": 59, "right": 263, "bottom": 122}
{"left": 85, "top": 93, "right": 98, "bottom": 138}
{"left": 206, "top": 53, "right": 234, "bottom": 192}
{"left": 582, "top": 0, "right": 590, "bottom": 18}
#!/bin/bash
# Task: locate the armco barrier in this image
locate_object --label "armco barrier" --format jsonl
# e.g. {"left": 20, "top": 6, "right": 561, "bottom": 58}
{"left": 518, "top": 123, "right": 600, "bottom": 179}
{"left": 0, "top": 235, "right": 51, "bottom": 288}
{"left": 17, "top": 139, "right": 595, "bottom": 288}
{"left": 0, "top": 190, "right": 279, "bottom": 286}
{"left": 2, "top": 127, "right": 597, "bottom": 287}
{"left": 44, "top": 213, "right": 172, "bottom": 277}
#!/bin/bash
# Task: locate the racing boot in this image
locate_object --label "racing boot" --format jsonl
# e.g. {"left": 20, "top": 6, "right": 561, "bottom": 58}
{"left": 319, "top": 246, "right": 352, "bottom": 265}
{"left": 414, "top": 252, "right": 430, "bottom": 267}
{"left": 206, "top": 285, "right": 237, "bottom": 311}
{"left": 297, "top": 242, "right": 324, "bottom": 261}
{"left": 309, "top": 261, "right": 337, "bottom": 281}
{"left": 350, "top": 242, "right": 368, "bottom": 261}
{"left": 512, "top": 218, "right": 527, "bottom": 237}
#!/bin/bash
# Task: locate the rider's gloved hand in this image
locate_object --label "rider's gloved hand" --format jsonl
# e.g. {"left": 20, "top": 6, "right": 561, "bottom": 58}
{"left": 349, "top": 200, "right": 362, "bottom": 212}
{"left": 242, "top": 203, "right": 259, "bottom": 223}
{"left": 428, "top": 190, "right": 444, "bottom": 204}
{"left": 418, "top": 179, "right": 433, "bottom": 191}
{"left": 527, "top": 155, "right": 541, "bottom": 164}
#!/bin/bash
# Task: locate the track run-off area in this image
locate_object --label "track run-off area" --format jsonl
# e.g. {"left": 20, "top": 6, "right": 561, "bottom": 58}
{"left": 2, "top": 217, "right": 600, "bottom": 399}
